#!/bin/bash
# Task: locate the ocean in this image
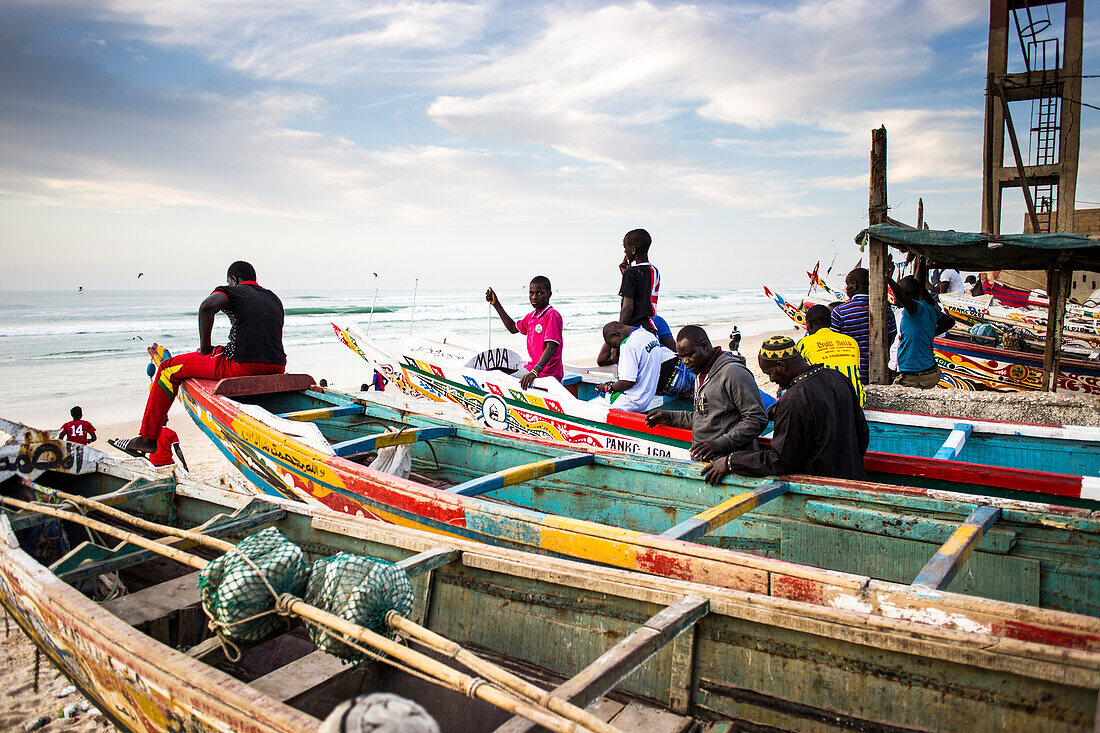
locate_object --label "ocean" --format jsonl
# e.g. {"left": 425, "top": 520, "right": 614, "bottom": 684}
{"left": 0, "top": 287, "right": 798, "bottom": 428}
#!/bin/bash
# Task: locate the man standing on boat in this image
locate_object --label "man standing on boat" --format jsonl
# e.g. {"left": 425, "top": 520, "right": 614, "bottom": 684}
{"left": 113, "top": 261, "right": 285, "bottom": 456}
{"left": 702, "top": 336, "right": 868, "bottom": 485}
{"left": 889, "top": 275, "right": 948, "bottom": 389}
{"left": 830, "top": 268, "right": 896, "bottom": 384}
{"left": 645, "top": 326, "right": 767, "bottom": 471}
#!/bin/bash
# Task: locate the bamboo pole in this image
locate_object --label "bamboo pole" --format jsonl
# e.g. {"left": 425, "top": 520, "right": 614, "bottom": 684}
{"left": 0, "top": 493, "right": 615, "bottom": 733}
{"left": 386, "top": 612, "right": 618, "bottom": 733}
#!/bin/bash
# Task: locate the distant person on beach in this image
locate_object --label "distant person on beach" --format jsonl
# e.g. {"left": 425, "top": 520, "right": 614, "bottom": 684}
{"left": 618, "top": 229, "right": 675, "bottom": 349}
{"left": 485, "top": 276, "right": 564, "bottom": 389}
{"left": 112, "top": 261, "right": 285, "bottom": 456}
{"left": 798, "top": 306, "right": 866, "bottom": 407}
{"left": 645, "top": 326, "right": 767, "bottom": 469}
{"left": 706, "top": 336, "right": 868, "bottom": 485}
{"left": 888, "top": 275, "right": 951, "bottom": 389}
{"left": 592, "top": 322, "right": 670, "bottom": 412}
{"left": 371, "top": 370, "right": 387, "bottom": 391}
{"left": 59, "top": 406, "right": 96, "bottom": 445}
{"left": 830, "top": 268, "right": 896, "bottom": 384}
{"left": 964, "top": 274, "right": 985, "bottom": 297}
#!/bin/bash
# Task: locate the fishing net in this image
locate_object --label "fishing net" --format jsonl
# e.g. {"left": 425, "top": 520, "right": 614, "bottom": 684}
{"left": 198, "top": 527, "right": 309, "bottom": 645}
{"left": 967, "top": 323, "right": 1000, "bottom": 339}
{"left": 305, "top": 553, "right": 414, "bottom": 662}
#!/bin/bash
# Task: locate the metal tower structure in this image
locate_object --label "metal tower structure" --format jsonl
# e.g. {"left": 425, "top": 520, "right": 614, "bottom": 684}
{"left": 980, "top": 0, "right": 1083, "bottom": 235}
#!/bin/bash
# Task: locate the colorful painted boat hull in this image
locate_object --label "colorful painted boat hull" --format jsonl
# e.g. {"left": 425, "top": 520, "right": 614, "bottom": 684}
{"left": 167, "top": 369, "right": 1100, "bottom": 631}
{"left": 5, "top": 431, "right": 1100, "bottom": 731}
{"left": 935, "top": 334, "right": 1100, "bottom": 395}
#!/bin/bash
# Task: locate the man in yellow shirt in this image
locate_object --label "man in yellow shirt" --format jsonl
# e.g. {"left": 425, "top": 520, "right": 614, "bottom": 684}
{"left": 798, "top": 305, "right": 866, "bottom": 407}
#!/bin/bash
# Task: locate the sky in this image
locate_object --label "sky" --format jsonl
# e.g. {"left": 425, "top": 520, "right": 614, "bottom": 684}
{"left": 0, "top": 0, "right": 1097, "bottom": 295}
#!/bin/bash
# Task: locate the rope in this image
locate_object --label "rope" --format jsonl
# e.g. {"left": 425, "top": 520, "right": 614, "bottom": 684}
{"left": 0, "top": 492, "right": 612, "bottom": 733}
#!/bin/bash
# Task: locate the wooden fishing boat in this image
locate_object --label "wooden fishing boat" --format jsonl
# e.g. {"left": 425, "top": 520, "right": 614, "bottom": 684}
{"left": 938, "top": 293, "right": 1100, "bottom": 352}
{"left": 332, "top": 319, "right": 1100, "bottom": 502}
{"left": 934, "top": 332, "right": 1100, "bottom": 395}
{"left": 156, "top": 351, "right": 1100, "bottom": 628}
{"left": 4, "top": 425, "right": 1100, "bottom": 732}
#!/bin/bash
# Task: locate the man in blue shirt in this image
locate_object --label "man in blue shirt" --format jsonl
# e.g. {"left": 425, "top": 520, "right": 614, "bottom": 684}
{"left": 888, "top": 275, "right": 943, "bottom": 389}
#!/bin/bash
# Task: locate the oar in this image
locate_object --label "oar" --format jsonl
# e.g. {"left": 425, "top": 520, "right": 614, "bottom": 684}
{"left": 0, "top": 491, "right": 617, "bottom": 733}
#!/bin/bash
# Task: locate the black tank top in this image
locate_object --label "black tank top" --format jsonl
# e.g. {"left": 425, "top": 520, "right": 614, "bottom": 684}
{"left": 213, "top": 283, "right": 286, "bottom": 365}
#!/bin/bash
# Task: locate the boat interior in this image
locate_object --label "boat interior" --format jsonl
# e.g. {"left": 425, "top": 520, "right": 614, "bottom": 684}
{"left": 210, "top": 381, "right": 1100, "bottom": 618}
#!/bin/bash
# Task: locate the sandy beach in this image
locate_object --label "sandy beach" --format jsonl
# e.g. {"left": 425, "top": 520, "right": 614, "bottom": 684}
{"left": 0, "top": 323, "right": 786, "bottom": 731}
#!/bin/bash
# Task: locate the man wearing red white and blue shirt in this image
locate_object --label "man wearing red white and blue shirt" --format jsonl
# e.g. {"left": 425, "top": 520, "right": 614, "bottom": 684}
{"left": 830, "top": 267, "right": 896, "bottom": 384}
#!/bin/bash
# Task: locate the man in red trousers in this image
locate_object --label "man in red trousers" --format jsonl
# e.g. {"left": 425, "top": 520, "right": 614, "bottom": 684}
{"left": 114, "top": 261, "right": 285, "bottom": 455}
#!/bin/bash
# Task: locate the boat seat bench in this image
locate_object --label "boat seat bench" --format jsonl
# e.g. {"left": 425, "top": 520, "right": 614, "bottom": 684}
{"left": 913, "top": 505, "right": 1001, "bottom": 589}
{"left": 331, "top": 427, "right": 458, "bottom": 458}
{"left": 660, "top": 482, "right": 788, "bottom": 543}
{"left": 447, "top": 455, "right": 596, "bottom": 498}
{"left": 8, "top": 477, "right": 177, "bottom": 533}
{"left": 276, "top": 404, "right": 366, "bottom": 422}
{"left": 496, "top": 595, "right": 708, "bottom": 733}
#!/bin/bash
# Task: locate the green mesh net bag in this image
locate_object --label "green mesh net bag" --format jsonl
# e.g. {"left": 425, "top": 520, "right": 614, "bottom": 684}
{"left": 305, "top": 553, "right": 414, "bottom": 662}
{"left": 198, "top": 527, "right": 310, "bottom": 645}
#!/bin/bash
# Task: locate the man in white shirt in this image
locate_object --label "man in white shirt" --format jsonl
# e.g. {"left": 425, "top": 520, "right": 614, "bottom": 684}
{"left": 936, "top": 269, "right": 965, "bottom": 295}
{"left": 592, "top": 322, "right": 671, "bottom": 412}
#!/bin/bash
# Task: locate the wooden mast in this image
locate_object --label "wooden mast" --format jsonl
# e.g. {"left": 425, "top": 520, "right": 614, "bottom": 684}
{"left": 867, "top": 125, "right": 890, "bottom": 385}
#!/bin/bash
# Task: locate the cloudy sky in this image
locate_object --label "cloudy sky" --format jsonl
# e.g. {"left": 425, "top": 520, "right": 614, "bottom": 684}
{"left": 1, "top": 0, "right": 1097, "bottom": 293}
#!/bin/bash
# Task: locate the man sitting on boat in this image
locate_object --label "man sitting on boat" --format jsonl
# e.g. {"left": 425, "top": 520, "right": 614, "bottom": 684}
{"left": 798, "top": 305, "right": 866, "bottom": 407}
{"left": 485, "top": 276, "right": 564, "bottom": 390}
{"left": 591, "top": 322, "right": 671, "bottom": 412}
{"left": 645, "top": 325, "right": 768, "bottom": 471}
{"left": 702, "top": 336, "right": 868, "bottom": 485}
{"left": 113, "top": 261, "right": 286, "bottom": 456}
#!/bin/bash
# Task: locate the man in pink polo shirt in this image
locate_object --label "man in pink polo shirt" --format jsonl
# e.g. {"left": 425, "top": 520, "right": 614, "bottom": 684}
{"left": 485, "top": 276, "right": 564, "bottom": 389}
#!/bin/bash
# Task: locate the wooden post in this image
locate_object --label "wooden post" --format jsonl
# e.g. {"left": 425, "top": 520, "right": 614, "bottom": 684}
{"left": 1041, "top": 266, "right": 1072, "bottom": 392}
{"left": 867, "top": 126, "right": 890, "bottom": 384}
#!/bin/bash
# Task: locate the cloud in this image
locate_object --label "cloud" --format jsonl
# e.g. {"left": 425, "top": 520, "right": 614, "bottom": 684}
{"left": 99, "top": 0, "right": 496, "bottom": 83}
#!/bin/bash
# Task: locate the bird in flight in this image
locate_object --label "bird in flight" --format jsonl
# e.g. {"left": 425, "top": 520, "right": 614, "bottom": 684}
{"left": 137, "top": 272, "right": 144, "bottom": 279}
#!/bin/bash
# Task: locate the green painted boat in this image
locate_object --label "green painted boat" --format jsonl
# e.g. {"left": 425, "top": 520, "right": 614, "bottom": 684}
{"left": 169, "top": 361, "right": 1100, "bottom": 630}
{"left": 2, "top": 422, "right": 1099, "bottom": 731}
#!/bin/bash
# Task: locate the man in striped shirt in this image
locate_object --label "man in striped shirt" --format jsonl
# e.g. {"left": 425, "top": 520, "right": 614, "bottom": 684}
{"left": 830, "top": 268, "right": 896, "bottom": 384}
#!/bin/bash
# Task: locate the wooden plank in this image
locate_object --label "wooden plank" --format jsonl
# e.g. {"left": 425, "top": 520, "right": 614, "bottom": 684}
{"left": 331, "top": 426, "right": 457, "bottom": 458}
{"left": 398, "top": 546, "right": 460, "bottom": 576}
{"left": 667, "top": 623, "right": 696, "bottom": 714}
{"left": 276, "top": 404, "right": 365, "bottom": 422}
{"left": 804, "top": 501, "right": 1016, "bottom": 554}
{"left": 912, "top": 506, "right": 1002, "bottom": 590}
{"left": 660, "top": 482, "right": 787, "bottom": 542}
{"left": 102, "top": 571, "right": 202, "bottom": 627}
{"left": 9, "top": 478, "right": 176, "bottom": 532}
{"left": 448, "top": 454, "right": 595, "bottom": 498}
{"left": 212, "top": 373, "right": 316, "bottom": 397}
{"left": 250, "top": 649, "right": 352, "bottom": 702}
{"left": 784, "top": 522, "right": 1038, "bottom": 607}
{"left": 495, "top": 596, "right": 708, "bottom": 733}
{"left": 53, "top": 502, "right": 285, "bottom": 584}
{"left": 933, "top": 423, "right": 974, "bottom": 461}
{"left": 607, "top": 701, "right": 694, "bottom": 733}
{"left": 1042, "top": 266, "right": 1072, "bottom": 393}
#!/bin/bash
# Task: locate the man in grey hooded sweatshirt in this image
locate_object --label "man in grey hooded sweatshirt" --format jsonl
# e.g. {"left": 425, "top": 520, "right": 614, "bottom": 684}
{"left": 646, "top": 325, "right": 768, "bottom": 474}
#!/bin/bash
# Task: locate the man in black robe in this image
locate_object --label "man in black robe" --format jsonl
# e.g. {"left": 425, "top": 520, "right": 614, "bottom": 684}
{"left": 701, "top": 336, "right": 868, "bottom": 485}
